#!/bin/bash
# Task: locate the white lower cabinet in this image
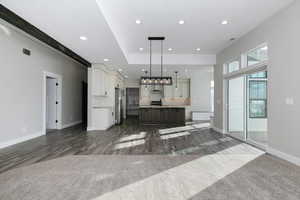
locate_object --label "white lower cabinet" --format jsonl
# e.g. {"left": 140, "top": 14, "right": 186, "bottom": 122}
{"left": 92, "top": 108, "right": 114, "bottom": 130}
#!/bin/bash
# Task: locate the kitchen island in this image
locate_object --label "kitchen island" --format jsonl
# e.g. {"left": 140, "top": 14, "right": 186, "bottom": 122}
{"left": 139, "top": 106, "right": 185, "bottom": 125}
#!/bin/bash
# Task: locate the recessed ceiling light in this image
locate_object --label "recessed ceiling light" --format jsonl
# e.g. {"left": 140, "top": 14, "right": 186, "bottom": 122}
{"left": 118, "top": 68, "right": 123, "bottom": 72}
{"left": 139, "top": 47, "right": 144, "bottom": 51}
{"left": 185, "top": 69, "right": 188, "bottom": 72}
{"left": 80, "top": 36, "right": 88, "bottom": 41}
{"left": 124, "top": 75, "right": 128, "bottom": 78}
{"left": 142, "top": 69, "right": 146, "bottom": 72}
{"left": 135, "top": 19, "right": 142, "bottom": 24}
{"left": 221, "top": 20, "right": 229, "bottom": 25}
{"left": 104, "top": 58, "right": 109, "bottom": 62}
{"left": 178, "top": 20, "right": 185, "bottom": 25}
{"left": 168, "top": 48, "right": 173, "bottom": 51}
{"left": 196, "top": 48, "right": 201, "bottom": 51}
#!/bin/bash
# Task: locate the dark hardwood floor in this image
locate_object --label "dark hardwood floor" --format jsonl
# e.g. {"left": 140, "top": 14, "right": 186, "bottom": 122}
{"left": 0, "top": 118, "right": 240, "bottom": 174}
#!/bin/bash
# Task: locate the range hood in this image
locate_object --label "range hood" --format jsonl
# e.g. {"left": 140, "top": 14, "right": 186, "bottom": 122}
{"left": 140, "top": 37, "right": 172, "bottom": 86}
{"left": 151, "top": 85, "right": 162, "bottom": 93}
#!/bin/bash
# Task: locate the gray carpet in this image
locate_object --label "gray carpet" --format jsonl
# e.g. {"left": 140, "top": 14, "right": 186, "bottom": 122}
{"left": 0, "top": 151, "right": 300, "bottom": 200}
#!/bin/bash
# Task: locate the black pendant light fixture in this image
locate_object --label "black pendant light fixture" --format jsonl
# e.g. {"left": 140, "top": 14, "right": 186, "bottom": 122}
{"left": 175, "top": 71, "right": 179, "bottom": 89}
{"left": 140, "top": 37, "right": 172, "bottom": 85}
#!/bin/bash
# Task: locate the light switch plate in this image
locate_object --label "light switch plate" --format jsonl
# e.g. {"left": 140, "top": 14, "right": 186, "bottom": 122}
{"left": 285, "top": 97, "right": 294, "bottom": 105}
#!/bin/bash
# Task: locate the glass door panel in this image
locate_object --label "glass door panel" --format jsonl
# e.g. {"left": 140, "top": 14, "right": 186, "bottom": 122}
{"left": 228, "top": 76, "right": 245, "bottom": 140}
{"left": 246, "top": 71, "right": 268, "bottom": 146}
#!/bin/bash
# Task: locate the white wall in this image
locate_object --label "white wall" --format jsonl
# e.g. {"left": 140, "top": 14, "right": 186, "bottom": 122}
{"left": 188, "top": 70, "right": 214, "bottom": 119}
{"left": 0, "top": 20, "right": 87, "bottom": 148}
{"left": 214, "top": 1, "right": 300, "bottom": 161}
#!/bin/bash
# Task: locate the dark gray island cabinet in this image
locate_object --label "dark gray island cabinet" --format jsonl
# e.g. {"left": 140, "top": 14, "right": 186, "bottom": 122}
{"left": 139, "top": 107, "right": 185, "bottom": 125}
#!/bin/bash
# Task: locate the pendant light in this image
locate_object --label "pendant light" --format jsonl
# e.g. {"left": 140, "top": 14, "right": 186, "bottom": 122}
{"left": 140, "top": 37, "right": 172, "bottom": 85}
{"left": 175, "top": 71, "right": 179, "bottom": 90}
{"left": 144, "top": 70, "right": 148, "bottom": 89}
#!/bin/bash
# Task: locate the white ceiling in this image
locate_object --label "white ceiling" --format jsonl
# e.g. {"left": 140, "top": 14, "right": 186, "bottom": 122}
{"left": 1, "top": 0, "right": 295, "bottom": 79}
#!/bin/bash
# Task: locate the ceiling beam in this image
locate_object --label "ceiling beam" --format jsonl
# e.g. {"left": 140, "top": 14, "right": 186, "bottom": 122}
{"left": 0, "top": 4, "right": 91, "bottom": 67}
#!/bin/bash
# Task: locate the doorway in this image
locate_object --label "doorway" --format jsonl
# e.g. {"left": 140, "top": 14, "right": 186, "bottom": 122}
{"left": 43, "top": 72, "right": 62, "bottom": 134}
{"left": 226, "top": 70, "right": 268, "bottom": 149}
{"left": 82, "top": 82, "right": 88, "bottom": 127}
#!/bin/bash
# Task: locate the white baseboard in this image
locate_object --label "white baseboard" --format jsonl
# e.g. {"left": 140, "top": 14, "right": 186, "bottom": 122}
{"left": 212, "top": 126, "right": 226, "bottom": 134}
{"left": 267, "top": 147, "right": 300, "bottom": 166}
{"left": 87, "top": 126, "right": 95, "bottom": 131}
{"left": 62, "top": 120, "right": 82, "bottom": 129}
{"left": 87, "top": 124, "right": 113, "bottom": 131}
{"left": 0, "top": 132, "right": 44, "bottom": 149}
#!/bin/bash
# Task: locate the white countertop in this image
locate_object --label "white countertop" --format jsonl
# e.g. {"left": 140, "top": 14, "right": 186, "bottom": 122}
{"left": 139, "top": 105, "right": 187, "bottom": 108}
{"left": 92, "top": 106, "right": 113, "bottom": 109}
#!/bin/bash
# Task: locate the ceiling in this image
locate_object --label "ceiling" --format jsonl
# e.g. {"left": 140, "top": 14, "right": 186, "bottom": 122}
{"left": 1, "top": 0, "right": 295, "bottom": 79}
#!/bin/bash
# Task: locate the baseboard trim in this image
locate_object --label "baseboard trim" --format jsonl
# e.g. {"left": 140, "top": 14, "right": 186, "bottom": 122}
{"left": 87, "top": 126, "right": 95, "bottom": 131}
{"left": 211, "top": 126, "right": 226, "bottom": 134}
{"left": 87, "top": 124, "right": 113, "bottom": 131}
{"left": 0, "top": 132, "right": 44, "bottom": 149}
{"left": 267, "top": 147, "right": 300, "bottom": 166}
{"left": 62, "top": 120, "right": 82, "bottom": 129}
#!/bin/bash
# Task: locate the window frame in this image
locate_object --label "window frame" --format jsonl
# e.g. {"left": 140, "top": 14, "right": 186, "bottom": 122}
{"left": 248, "top": 79, "right": 267, "bottom": 119}
{"left": 224, "top": 57, "right": 241, "bottom": 75}
{"left": 245, "top": 43, "right": 268, "bottom": 67}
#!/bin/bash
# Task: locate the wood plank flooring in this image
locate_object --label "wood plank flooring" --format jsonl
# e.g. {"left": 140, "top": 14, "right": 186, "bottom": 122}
{"left": 1, "top": 118, "right": 300, "bottom": 200}
{"left": 0, "top": 118, "right": 239, "bottom": 173}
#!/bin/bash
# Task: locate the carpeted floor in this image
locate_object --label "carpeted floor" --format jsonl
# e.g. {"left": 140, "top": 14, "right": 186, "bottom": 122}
{"left": 0, "top": 143, "right": 300, "bottom": 200}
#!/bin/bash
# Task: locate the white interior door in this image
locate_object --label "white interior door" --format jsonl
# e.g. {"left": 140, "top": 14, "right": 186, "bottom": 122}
{"left": 46, "top": 77, "right": 57, "bottom": 130}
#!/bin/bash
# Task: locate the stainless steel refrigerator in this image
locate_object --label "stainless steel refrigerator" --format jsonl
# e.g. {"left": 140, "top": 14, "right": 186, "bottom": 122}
{"left": 115, "top": 88, "right": 123, "bottom": 125}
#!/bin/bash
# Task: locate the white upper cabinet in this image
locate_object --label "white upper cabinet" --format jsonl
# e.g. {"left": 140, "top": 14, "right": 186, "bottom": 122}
{"left": 92, "top": 67, "right": 108, "bottom": 96}
{"left": 140, "top": 85, "right": 150, "bottom": 98}
{"left": 173, "top": 79, "right": 190, "bottom": 98}
{"left": 163, "top": 85, "right": 173, "bottom": 98}
{"left": 181, "top": 80, "right": 190, "bottom": 98}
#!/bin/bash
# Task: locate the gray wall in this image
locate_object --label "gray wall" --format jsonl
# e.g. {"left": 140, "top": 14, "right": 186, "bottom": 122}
{"left": 214, "top": 1, "right": 300, "bottom": 159}
{"left": 0, "top": 20, "right": 87, "bottom": 146}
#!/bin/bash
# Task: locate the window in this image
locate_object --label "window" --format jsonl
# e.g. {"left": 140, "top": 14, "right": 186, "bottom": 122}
{"left": 248, "top": 72, "right": 267, "bottom": 118}
{"left": 249, "top": 99, "right": 266, "bottom": 118}
{"left": 249, "top": 71, "right": 267, "bottom": 78}
{"left": 228, "top": 60, "right": 239, "bottom": 73}
{"left": 247, "top": 45, "right": 268, "bottom": 66}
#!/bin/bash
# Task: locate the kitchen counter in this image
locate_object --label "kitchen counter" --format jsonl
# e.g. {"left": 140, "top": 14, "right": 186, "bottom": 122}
{"left": 139, "top": 105, "right": 187, "bottom": 108}
{"left": 139, "top": 106, "right": 185, "bottom": 125}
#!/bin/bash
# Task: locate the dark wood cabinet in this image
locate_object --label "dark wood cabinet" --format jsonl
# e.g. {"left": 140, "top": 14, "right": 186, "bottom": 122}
{"left": 139, "top": 107, "right": 185, "bottom": 125}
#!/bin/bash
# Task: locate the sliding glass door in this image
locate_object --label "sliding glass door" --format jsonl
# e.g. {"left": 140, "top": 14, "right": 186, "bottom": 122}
{"left": 228, "top": 76, "right": 245, "bottom": 140}
{"left": 246, "top": 71, "right": 268, "bottom": 146}
{"left": 227, "top": 71, "right": 268, "bottom": 148}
